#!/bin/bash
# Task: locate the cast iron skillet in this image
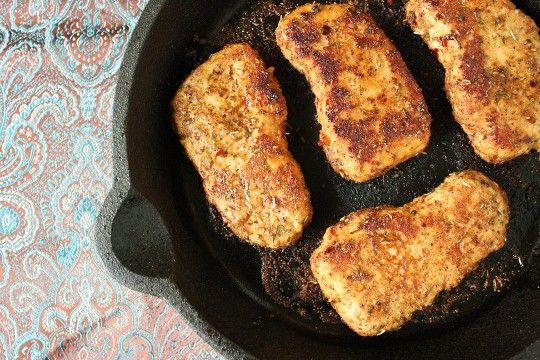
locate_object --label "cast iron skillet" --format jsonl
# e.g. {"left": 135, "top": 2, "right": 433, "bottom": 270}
{"left": 96, "top": 0, "right": 540, "bottom": 358}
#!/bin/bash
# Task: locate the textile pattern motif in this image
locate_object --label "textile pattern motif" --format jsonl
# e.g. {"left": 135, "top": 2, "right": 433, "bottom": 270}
{"left": 0, "top": 1, "right": 222, "bottom": 358}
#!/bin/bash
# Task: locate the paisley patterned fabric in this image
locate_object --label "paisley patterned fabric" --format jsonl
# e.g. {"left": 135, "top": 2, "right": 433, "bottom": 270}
{"left": 0, "top": 1, "right": 222, "bottom": 358}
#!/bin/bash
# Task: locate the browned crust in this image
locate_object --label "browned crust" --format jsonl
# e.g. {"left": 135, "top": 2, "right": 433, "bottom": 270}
{"left": 276, "top": 3, "right": 431, "bottom": 182}
{"left": 406, "top": 0, "right": 540, "bottom": 162}
{"left": 414, "top": 1, "right": 492, "bottom": 101}
{"left": 171, "top": 43, "right": 312, "bottom": 248}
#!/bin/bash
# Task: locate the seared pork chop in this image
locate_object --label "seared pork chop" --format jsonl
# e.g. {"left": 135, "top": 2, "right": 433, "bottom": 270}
{"left": 406, "top": 0, "right": 540, "bottom": 162}
{"left": 276, "top": 3, "right": 431, "bottom": 182}
{"left": 172, "top": 43, "right": 312, "bottom": 248}
{"left": 311, "top": 170, "right": 508, "bottom": 336}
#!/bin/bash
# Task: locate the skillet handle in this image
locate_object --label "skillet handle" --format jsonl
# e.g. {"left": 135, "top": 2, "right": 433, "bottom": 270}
{"left": 96, "top": 186, "right": 176, "bottom": 296}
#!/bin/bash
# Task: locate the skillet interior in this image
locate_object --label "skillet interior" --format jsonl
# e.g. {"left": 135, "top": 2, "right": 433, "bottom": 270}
{"left": 180, "top": 0, "right": 540, "bottom": 337}
{"left": 117, "top": 0, "right": 540, "bottom": 358}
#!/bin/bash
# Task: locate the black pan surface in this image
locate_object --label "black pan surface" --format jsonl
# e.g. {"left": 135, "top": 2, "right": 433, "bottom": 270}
{"left": 100, "top": 0, "right": 540, "bottom": 358}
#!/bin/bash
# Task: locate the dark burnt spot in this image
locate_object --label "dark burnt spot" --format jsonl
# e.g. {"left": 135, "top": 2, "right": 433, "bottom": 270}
{"left": 312, "top": 50, "right": 339, "bottom": 84}
{"left": 321, "top": 25, "right": 331, "bottom": 35}
{"left": 333, "top": 118, "right": 377, "bottom": 162}
{"left": 381, "top": 112, "right": 427, "bottom": 143}
{"left": 354, "top": 35, "right": 384, "bottom": 48}
{"left": 460, "top": 37, "right": 490, "bottom": 101}
{"left": 531, "top": 80, "right": 538, "bottom": 88}
{"left": 380, "top": 115, "right": 405, "bottom": 141}
{"left": 286, "top": 20, "right": 321, "bottom": 57}
{"left": 251, "top": 69, "right": 281, "bottom": 105}
{"left": 330, "top": 86, "right": 350, "bottom": 101}
{"left": 326, "top": 86, "right": 351, "bottom": 121}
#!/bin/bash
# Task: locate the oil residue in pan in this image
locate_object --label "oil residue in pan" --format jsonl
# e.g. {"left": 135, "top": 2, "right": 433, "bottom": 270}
{"left": 260, "top": 233, "right": 342, "bottom": 324}
{"left": 184, "top": 0, "right": 540, "bottom": 335}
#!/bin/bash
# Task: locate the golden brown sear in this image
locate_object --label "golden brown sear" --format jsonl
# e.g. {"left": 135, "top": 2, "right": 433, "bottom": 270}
{"left": 311, "top": 170, "right": 509, "bottom": 336}
{"left": 171, "top": 43, "right": 312, "bottom": 249}
{"left": 406, "top": 0, "right": 540, "bottom": 163}
{"left": 276, "top": 3, "right": 431, "bottom": 182}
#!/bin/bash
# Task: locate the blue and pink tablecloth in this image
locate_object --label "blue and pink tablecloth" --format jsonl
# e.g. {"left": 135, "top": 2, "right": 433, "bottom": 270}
{"left": 0, "top": 1, "right": 221, "bottom": 358}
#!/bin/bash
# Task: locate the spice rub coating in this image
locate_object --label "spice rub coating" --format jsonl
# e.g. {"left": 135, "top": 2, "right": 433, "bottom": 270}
{"left": 276, "top": 3, "right": 431, "bottom": 182}
{"left": 406, "top": 0, "right": 540, "bottom": 163}
{"left": 172, "top": 43, "right": 312, "bottom": 248}
{"left": 311, "top": 170, "right": 509, "bottom": 336}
